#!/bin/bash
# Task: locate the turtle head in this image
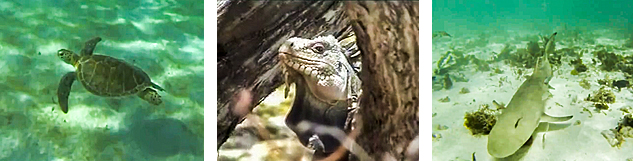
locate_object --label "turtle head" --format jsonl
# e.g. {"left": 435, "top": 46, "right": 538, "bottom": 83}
{"left": 57, "top": 49, "right": 79, "bottom": 65}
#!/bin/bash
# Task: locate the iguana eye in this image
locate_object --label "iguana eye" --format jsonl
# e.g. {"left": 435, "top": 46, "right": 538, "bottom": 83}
{"left": 312, "top": 43, "right": 325, "bottom": 53}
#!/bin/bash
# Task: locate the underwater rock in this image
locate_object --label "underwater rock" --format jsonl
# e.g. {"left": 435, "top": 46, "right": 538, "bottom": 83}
{"left": 613, "top": 80, "right": 629, "bottom": 90}
{"left": 463, "top": 104, "right": 498, "bottom": 135}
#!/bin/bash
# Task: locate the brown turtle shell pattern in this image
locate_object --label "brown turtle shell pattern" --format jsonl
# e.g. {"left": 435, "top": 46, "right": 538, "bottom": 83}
{"left": 75, "top": 54, "right": 152, "bottom": 97}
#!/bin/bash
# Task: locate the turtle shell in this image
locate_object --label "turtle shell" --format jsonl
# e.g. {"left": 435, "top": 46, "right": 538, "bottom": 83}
{"left": 75, "top": 54, "right": 153, "bottom": 97}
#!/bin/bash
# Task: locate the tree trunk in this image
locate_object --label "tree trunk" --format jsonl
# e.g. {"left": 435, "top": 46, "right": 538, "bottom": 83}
{"left": 346, "top": 2, "right": 419, "bottom": 160}
{"left": 216, "top": 0, "right": 351, "bottom": 148}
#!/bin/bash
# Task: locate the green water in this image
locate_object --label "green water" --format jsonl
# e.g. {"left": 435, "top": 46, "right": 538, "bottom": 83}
{"left": 0, "top": 0, "right": 203, "bottom": 160}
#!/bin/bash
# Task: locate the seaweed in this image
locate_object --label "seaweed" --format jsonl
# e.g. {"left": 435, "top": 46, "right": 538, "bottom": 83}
{"left": 605, "top": 114, "right": 633, "bottom": 148}
{"left": 459, "top": 87, "right": 470, "bottom": 94}
{"left": 559, "top": 47, "right": 581, "bottom": 57}
{"left": 465, "top": 33, "right": 489, "bottom": 49}
{"left": 579, "top": 79, "right": 591, "bottom": 89}
{"left": 527, "top": 41, "right": 541, "bottom": 57}
{"left": 595, "top": 103, "right": 610, "bottom": 110}
{"left": 624, "top": 33, "right": 633, "bottom": 48}
{"left": 464, "top": 104, "right": 498, "bottom": 136}
{"left": 617, "top": 114, "right": 633, "bottom": 132}
{"left": 466, "top": 55, "right": 490, "bottom": 72}
{"left": 586, "top": 87, "right": 616, "bottom": 110}
{"left": 570, "top": 58, "right": 588, "bottom": 74}
{"left": 595, "top": 49, "right": 621, "bottom": 71}
{"left": 495, "top": 43, "right": 514, "bottom": 61}
{"left": 505, "top": 34, "right": 562, "bottom": 68}
{"left": 438, "top": 96, "right": 450, "bottom": 102}
{"left": 507, "top": 48, "right": 537, "bottom": 68}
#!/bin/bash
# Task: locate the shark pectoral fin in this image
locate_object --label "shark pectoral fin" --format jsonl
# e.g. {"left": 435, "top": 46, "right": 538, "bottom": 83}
{"left": 492, "top": 100, "right": 505, "bottom": 109}
{"left": 534, "top": 122, "right": 572, "bottom": 133}
{"left": 541, "top": 113, "right": 573, "bottom": 122}
{"left": 547, "top": 84, "right": 555, "bottom": 89}
{"left": 542, "top": 92, "right": 553, "bottom": 101}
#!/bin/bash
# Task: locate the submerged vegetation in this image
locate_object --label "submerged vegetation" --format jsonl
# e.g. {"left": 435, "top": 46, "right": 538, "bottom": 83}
{"left": 464, "top": 104, "right": 498, "bottom": 136}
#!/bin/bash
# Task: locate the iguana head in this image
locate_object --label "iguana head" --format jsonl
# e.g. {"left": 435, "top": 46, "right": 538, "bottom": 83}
{"left": 278, "top": 35, "right": 351, "bottom": 103}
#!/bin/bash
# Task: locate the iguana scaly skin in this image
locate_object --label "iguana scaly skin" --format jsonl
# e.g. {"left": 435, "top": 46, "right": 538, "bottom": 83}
{"left": 278, "top": 35, "right": 361, "bottom": 159}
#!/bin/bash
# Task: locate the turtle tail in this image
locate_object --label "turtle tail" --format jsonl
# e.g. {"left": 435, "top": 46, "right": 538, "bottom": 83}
{"left": 152, "top": 83, "right": 165, "bottom": 91}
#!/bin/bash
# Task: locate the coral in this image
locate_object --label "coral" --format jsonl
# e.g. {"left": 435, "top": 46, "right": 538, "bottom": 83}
{"left": 464, "top": 104, "right": 498, "bottom": 135}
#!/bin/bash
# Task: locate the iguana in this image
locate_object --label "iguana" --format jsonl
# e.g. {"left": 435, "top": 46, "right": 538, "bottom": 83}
{"left": 278, "top": 35, "right": 361, "bottom": 160}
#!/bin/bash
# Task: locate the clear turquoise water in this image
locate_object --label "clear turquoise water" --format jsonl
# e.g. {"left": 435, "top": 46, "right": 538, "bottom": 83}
{"left": 0, "top": 0, "right": 203, "bottom": 160}
{"left": 433, "top": 0, "right": 632, "bottom": 36}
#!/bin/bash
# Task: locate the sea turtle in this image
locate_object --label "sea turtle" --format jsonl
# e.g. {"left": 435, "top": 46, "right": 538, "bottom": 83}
{"left": 56, "top": 37, "right": 164, "bottom": 113}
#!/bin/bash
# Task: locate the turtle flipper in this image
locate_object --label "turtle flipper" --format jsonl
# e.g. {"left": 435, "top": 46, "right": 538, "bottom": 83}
{"left": 57, "top": 72, "right": 76, "bottom": 113}
{"left": 80, "top": 37, "right": 102, "bottom": 56}
{"left": 139, "top": 88, "right": 163, "bottom": 105}
{"left": 151, "top": 83, "right": 165, "bottom": 91}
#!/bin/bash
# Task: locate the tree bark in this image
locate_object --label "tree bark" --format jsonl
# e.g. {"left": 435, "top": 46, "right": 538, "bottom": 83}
{"left": 346, "top": 2, "right": 419, "bottom": 160}
{"left": 216, "top": 0, "right": 351, "bottom": 148}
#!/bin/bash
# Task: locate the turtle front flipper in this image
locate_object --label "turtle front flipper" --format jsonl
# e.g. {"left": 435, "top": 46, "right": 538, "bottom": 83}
{"left": 151, "top": 83, "right": 165, "bottom": 91}
{"left": 139, "top": 88, "right": 163, "bottom": 105}
{"left": 57, "top": 72, "right": 76, "bottom": 113}
{"left": 80, "top": 37, "right": 102, "bottom": 56}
